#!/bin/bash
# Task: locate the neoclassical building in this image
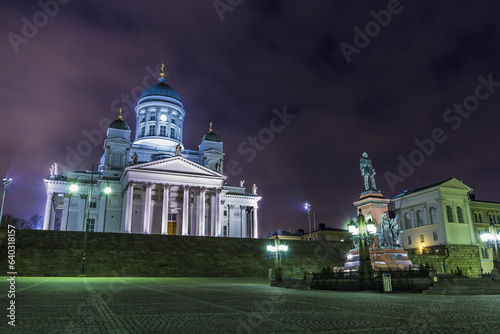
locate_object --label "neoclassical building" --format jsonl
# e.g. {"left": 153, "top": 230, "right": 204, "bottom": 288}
{"left": 392, "top": 177, "right": 499, "bottom": 273}
{"left": 43, "top": 67, "right": 261, "bottom": 238}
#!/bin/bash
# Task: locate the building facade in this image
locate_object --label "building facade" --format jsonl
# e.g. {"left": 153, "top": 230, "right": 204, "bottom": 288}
{"left": 43, "top": 69, "right": 261, "bottom": 238}
{"left": 392, "top": 177, "right": 499, "bottom": 274}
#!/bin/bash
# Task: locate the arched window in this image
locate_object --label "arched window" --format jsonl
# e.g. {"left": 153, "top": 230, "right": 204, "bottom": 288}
{"left": 140, "top": 127, "right": 145, "bottom": 138}
{"left": 404, "top": 213, "right": 412, "bottom": 229}
{"left": 417, "top": 210, "right": 424, "bottom": 227}
{"left": 457, "top": 207, "right": 464, "bottom": 224}
{"left": 446, "top": 206, "right": 453, "bottom": 222}
{"left": 148, "top": 125, "right": 156, "bottom": 136}
{"left": 430, "top": 207, "right": 438, "bottom": 224}
{"left": 474, "top": 212, "right": 478, "bottom": 223}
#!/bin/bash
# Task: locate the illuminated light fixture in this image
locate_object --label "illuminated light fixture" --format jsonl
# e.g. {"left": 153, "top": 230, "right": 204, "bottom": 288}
{"left": 104, "top": 186, "right": 112, "bottom": 194}
{"left": 366, "top": 220, "right": 376, "bottom": 234}
{"left": 480, "top": 232, "right": 492, "bottom": 242}
{"left": 347, "top": 254, "right": 353, "bottom": 260}
{"left": 70, "top": 184, "right": 79, "bottom": 192}
{"left": 267, "top": 244, "right": 289, "bottom": 252}
{"left": 348, "top": 220, "right": 358, "bottom": 235}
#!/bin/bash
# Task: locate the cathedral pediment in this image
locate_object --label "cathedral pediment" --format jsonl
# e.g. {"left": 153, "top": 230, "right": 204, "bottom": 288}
{"left": 125, "top": 156, "right": 222, "bottom": 178}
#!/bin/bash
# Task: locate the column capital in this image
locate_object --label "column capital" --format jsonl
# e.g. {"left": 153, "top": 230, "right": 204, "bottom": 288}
{"left": 163, "top": 183, "right": 170, "bottom": 189}
{"left": 184, "top": 185, "right": 190, "bottom": 191}
{"left": 146, "top": 182, "right": 152, "bottom": 188}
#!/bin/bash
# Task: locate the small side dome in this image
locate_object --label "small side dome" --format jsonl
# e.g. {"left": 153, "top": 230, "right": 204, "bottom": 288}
{"left": 109, "top": 109, "right": 130, "bottom": 130}
{"left": 202, "top": 122, "right": 220, "bottom": 142}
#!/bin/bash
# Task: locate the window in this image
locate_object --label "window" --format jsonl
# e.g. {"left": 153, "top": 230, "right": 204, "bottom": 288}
{"left": 159, "top": 125, "right": 166, "bottom": 136}
{"left": 224, "top": 210, "right": 227, "bottom": 217}
{"left": 170, "top": 128, "right": 176, "bottom": 138}
{"left": 474, "top": 213, "right": 478, "bottom": 223}
{"left": 457, "top": 207, "right": 464, "bottom": 224}
{"left": 140, "top": 117, "right": 145, "bottom": 123}
{"left": 140, "top": 127, "right": 145, "bottom": 138}
{"left": 150, "top": 115, "right": 156, "bottom": 121}
{"left": 168, "top": 214, "right": 177, "bottom": 221}
{"left": 417, "top": 210, "right": 424, "bottom": 227}
{"left": 223, "top": 225, "right": 227, "bottom": 237}
{"left": 481, "top": 248, "right": 489, "bottom": 259}
{"left": 88, "top": 218, "right": 95, "bottom": 232}
{"left": 149, "top": 125, "right": 156, "bottom": 136}
{"left": 90, "top": 202, "right": 97, "bottom": 208}
{"left": 171, "top": 118, "right": 176, "bottom": 125}
{"left": 433, "top": 231, "right": 438, "bottom": 241}
{"left": 420, "top": 234, "right": 425, "bottom": 243}
{"left": 479, "top": 214, "right": 482, "bottom": 223}
{"left": 446, "top": 206, "right": 453, "bottom": 222}
{"left": 404, "top": 213, "right": 412, "bottom": 229}
{"left": 430, "top": 207, "right": 438, "bottom": 224}
{"left": 407, "top": 235, "right": 412, "bottom": 245}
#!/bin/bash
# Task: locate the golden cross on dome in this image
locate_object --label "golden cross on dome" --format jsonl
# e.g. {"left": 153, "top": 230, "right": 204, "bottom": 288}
{"left": 119, "top": 108, "right": 123, "bottom": 120}
{"left": 160, "top": 63, "right": 165, "bottom": 79}
{"left": 209, "top": 122, "right": 213, "bottom": 133}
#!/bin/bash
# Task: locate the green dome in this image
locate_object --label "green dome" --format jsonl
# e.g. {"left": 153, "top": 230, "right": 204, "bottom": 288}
{"left": 109, "top": 118, "right": 130, "bottom": 130}
{"left": 140, "top": 79, "right": 182, "bottom": 102}
{"left": 202, "top": 131, "right": 220, "bottom": 142}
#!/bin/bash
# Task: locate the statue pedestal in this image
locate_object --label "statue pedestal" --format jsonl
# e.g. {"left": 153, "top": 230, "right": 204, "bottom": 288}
{"left": 343, "top": 247, "right": 415, "bottom": 272}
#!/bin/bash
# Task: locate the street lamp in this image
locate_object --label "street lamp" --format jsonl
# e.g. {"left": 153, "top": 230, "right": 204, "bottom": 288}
{"left": 480, "top": 230, "right": 500, "bottom": 270}
{"left": 267, "top": 234, "right": 288, "bottom": 281}
{"left": 1, "top": 177, "right": 12, "bottom": 225}
{"left": 69, "top": 168, "right": 111, "bottom": 275}
{"left": 347, "top": 211, "right": 377, "bottom": 287}
{"left": 305, "top": 203, "right": 312, "bottom": 240}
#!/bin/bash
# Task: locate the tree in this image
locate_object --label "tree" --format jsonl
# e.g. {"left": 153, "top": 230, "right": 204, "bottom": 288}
{"left": 29, "top": 214, "right": 43, "bottom": 229}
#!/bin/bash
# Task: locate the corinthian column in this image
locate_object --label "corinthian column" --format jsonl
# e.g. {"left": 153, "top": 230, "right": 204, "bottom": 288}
{"left": 161, "top": 184, "right": 170, "bottom": 234}
{"left": 215, "top": 188, "right": 221, "bottom": 236}
{"left": 124, "top": 181, "right": 134, "bottom": 233}
{"left": 252, "top": 206, "right": 259, "bottom": 239}
{"left": 199, "top": 187, "right": 206, "bottom": 236}
{"left": 143, "top": 182, "right": 152, "bottom": 234}
{"left": 182, "top": 185, "right": 190, "bottom": 235}
{"left": 43, "top": 191, "right": 53, "bottom": 230}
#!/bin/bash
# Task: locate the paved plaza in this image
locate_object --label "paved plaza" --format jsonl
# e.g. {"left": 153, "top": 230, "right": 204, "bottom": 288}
{"left": 1, "top": 276, "right": 499, "bottom": 333}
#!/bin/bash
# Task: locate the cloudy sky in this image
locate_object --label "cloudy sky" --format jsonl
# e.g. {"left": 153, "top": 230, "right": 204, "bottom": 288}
{"left": 1, "top": 1, "right": 500, "bottom": 236}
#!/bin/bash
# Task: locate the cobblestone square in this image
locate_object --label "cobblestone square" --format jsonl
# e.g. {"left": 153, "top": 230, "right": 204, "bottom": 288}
{"left": 1, "top": 277, "right": 499, "bottom": 333}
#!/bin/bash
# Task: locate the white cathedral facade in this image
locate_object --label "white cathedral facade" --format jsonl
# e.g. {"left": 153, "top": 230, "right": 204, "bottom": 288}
{"left": 43, "top": 68, "right": 261, "bottom": 238}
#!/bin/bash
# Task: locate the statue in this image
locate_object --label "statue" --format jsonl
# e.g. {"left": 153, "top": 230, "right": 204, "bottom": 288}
{"left": 360, "top": 152, "right": 377, "bottom": 191}
{"left": 252, "top": 184, "right": 258, "bottom": 195}
{"left": 389, "top": 214, "right": 401, "bottom": 247}
{"left": 240, "top": 180, "right": 245, "bottom": 187}
{"left": 131, "top": 152, "right": 138, "bottom": 164}
{"left": 49, "top": 163, "right": 57, "bottom": 178}
{"left": 215, "top": 161, "right": 221, "bottom": 173}
{"left": 379, "top": 213, "right": 393, "bottom": 247}
{"left": 175, "top": 144, "right": 182, "bottom": 156}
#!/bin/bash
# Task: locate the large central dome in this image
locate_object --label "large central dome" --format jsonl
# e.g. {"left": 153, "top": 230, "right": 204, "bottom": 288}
{"left": 140, "top": 79, "right": 182, "bottom": 101}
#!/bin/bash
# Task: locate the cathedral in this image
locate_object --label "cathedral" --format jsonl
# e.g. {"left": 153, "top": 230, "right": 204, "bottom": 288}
{"left": 43, "top": 66, "right": 261, "bottom": 238}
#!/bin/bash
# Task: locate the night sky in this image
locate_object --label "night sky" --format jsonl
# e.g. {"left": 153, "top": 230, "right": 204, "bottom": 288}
{"left": 2, "top": 1, "right": 500, "bottom": 237}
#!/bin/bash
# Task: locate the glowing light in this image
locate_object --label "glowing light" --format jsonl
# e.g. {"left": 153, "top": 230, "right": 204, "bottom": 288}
{"left": 70, "top": 184, "right": 79, "bottom": 192}
{"left": 279, "top": 244, "right": 288, "bottom": 252}
{"left": 348, "top": 225, "right": 359, "bottom": 235}
{"left": 366, "top": 222, "right": 376, "bottom": 234}
{"left": 347, "top": 254, "right": 353, "bottom": 260}
{"left": 104, "top": 186, "right": 112, "bottom": 194}
{"left": 480, "top": 233, "right": 492, "bottom": 242}
{"left": 267, "top": 245, "right": 275, "bottom": 252}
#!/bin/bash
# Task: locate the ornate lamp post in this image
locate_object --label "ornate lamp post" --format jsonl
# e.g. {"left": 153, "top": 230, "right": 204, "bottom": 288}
{"left": 305, "top": 203, "right": 312, "bottom": 240}
{"left": 348, "top": 210, "right": 377, "bottom": 288}
{"left": 267, "top": 234, "right": 288, "bottom": 281}
{"left": 1, "top": 177, "right": 12, "bottom": 224}
{"left": 480, "top": 229, "right": 500, "bottom": 270}
{"left": 69, "top": 167, "right": 111, "bottom": 276}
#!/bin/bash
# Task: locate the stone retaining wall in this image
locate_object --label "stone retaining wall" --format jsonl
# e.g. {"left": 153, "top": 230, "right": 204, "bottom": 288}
{"left": 0, "top": 228, "right": 349, "bottom": 277}
{"left": 409, "top": 245, "right": 481, "bottom": 278}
